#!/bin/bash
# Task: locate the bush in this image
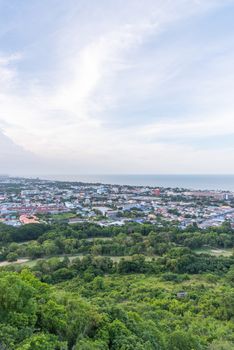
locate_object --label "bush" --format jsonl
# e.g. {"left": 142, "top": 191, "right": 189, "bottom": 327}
{"left": 6, "top": 252, "right": 18, "bottom": 262}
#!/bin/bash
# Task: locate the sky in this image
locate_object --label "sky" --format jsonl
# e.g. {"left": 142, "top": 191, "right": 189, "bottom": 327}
{"left": 0, "top": 0, "right": 234, "bottom": 175}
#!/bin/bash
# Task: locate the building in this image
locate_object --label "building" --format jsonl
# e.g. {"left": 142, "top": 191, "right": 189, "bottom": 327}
{"left": 153, "top": 188, "right": 161, "bottom": 196}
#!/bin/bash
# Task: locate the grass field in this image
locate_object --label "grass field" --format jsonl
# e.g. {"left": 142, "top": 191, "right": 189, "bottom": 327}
{"left": 1, "top": 253, "right": 158, "bottom": 268}
{"left": 3, "top": 246, "right": 232, "bottom": 269}
{"left": 194, "top": 247, "right": 233, "bottom": 257}
{"left": 85, "top": 237, "right": 113, "bottom": 241}
{"left": 51, "top": 213, "right": 77, "bottom": 220}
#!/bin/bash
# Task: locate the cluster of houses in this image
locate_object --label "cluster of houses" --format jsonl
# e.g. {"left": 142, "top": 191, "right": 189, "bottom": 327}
{"left": 0, "top": 176, "right": 233, "bottom": 229}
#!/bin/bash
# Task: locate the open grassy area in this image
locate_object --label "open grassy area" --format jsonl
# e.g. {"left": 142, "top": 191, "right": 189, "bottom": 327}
{"left": 4, "top": 253, "right": 158, "bottom": 268}
{"left": 85, "top": 237, "right": 113, "bottom": 241}
{"left": 194, "top": 247, "right": 233, "bottom": 257}
{"left": 50, "top": 212, "right": 78, "bottom": 220}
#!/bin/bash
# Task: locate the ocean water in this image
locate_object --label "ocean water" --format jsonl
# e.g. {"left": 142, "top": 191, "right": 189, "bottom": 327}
{"left": 41, "top": 174, "right": 234, "bottom": 191}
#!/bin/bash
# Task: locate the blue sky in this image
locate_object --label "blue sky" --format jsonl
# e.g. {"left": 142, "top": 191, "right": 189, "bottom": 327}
{"left": 0, "top": 0, "right": 234, "bottom": 175}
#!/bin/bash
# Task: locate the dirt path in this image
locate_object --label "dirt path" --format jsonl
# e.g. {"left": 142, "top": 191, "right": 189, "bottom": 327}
{"left": 0, "top": 258, "right": 29, "bottom": 267}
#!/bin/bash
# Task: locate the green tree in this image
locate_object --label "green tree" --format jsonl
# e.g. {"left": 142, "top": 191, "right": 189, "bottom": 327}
{"left": 208, "top": 341, "right": 234, "bottom": 350}
{"left": 6, "top": 252, "right": 18, "bottom": 262}
{"left": 167, "top": 330, "right": 202, "bottom": 350}
{"left": 16, "top": 333, "right": 67, "bottom": 350}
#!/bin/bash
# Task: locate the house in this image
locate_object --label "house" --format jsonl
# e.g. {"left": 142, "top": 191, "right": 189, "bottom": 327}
{"left": 177, "top": 291, "right": 187, "bottom": 298}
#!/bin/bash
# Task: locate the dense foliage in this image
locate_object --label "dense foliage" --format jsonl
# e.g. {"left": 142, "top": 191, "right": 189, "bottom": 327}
{"left": 0, "top": 222, "right": 234, "bottom": 349}
{"left": 0, "top": 221, "right": 233, "bottom": 261}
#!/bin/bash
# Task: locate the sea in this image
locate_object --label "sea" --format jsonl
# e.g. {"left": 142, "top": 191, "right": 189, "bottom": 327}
{"left": 40, "top": 175, "right": 234, "bottom": 192}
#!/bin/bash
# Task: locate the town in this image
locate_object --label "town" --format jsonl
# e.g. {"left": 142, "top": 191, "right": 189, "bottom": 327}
{"left": 0, "top": 175, "right": 234, "bottom": 230}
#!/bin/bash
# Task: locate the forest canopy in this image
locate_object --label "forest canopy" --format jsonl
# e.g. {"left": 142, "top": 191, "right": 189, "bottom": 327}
{"left": 0, "top": 222, "right": 234, "bottom": 349}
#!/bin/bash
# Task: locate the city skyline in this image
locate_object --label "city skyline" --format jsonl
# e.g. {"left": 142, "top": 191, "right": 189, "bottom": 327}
{"left": 0, "top": 0, "right": 234, "bottom": 175}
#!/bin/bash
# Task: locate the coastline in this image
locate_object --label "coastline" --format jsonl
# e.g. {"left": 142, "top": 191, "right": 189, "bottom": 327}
{"left": 37, "top": 174, "right": 234, "bottom": 192}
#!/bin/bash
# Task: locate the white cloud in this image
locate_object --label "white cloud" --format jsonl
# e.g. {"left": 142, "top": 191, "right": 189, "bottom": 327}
{"left": 139, "top": 114, "right": 234, "bottom": 140}
{"left": 0, "top": 53, "right": 21, "bottom": 90}
{"left": 0, "top": 0, "right": 234, "bottom": 174}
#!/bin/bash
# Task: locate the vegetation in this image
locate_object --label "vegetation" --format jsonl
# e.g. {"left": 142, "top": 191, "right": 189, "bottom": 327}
{"left": 0, "top": 222, "right": 234, "bottom": 349}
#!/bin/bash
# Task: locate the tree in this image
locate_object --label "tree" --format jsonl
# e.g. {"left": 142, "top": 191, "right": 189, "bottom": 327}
{"left": 208, "top": 341, "right": 234, "bottom": 350}
{"left": 74, "top": 339, "right": 108, "bottom": 350}
{"left": 0, "top": 324, "right": 18, "bottom": 349}
{"left": 226, "top": 266, "right": 234, "bottom": 284}
{"left": 16, "top": 333, "right": 67, "bottom": 350}
{"left": 38, "top": 300, "right": 67, "bottom": 337}
{"left": 0, "top": 272, "right": 36, "bottom": 327}
{"left": 167, "top": 330, "right": 202, "bottom": 350}
{"left": 42, "top": 240, "right": 60, "bottom": 256}
{"left": 6, "top": 252, "right": 18, "bottom": 262}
